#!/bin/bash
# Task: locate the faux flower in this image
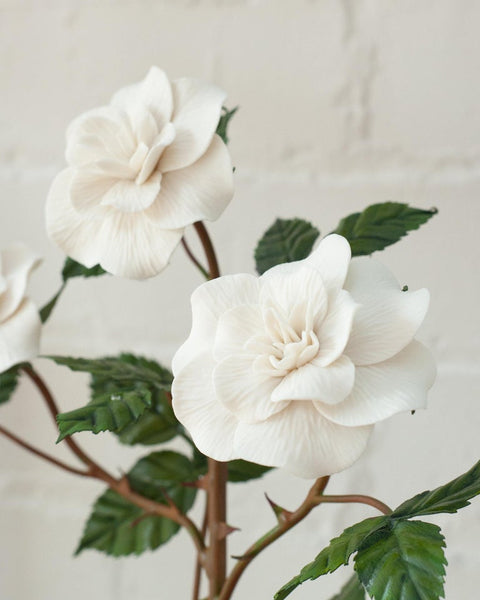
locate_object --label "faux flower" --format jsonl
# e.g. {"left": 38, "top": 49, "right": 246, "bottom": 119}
{"left": 0, "top": 243, "right": 41, "bottom": 373}
{"left": 46, "top": 67, "right": 234, "bottom": 279}
{"left": 172, "top": 234, "right": 436, "bottom": 478}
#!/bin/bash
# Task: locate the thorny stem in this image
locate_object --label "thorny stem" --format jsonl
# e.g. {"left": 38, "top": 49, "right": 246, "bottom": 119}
{"left": 192, "top": 496, "right": 210, "bottom": 600}
{"left": 15, "top": 365, "right": 206, "bottom": 558}
{"left": 181, "top": 237, "right": 210, "bottom": 280}
{"left": 193, "top": 220, "right": 228, "bottom": 599}
{"left": 315, "top": 494, "right": 392, "bottom": 515}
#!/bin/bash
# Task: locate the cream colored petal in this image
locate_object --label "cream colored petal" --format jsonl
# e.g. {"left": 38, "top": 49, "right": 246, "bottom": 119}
{"left": 146, "top": 136, "right": 233, "bottom": 229}
{"left": 172, "top": 353, "right": 237, "bottom": 461}
{"left": 317, "top": 340, "right": 436, "bottom": 427}
{"left": 344, "top": 257, "right": 430, "bottom": 365}
{"left": 69, "top": 168, "right": 122, "bottom": 216}
{"left": 214, "top": 353, "right": 287, "bottom": 422}
{"left": 172, "top": 274, "right": 260, "bottom": 376}
{"left": 271, "top": 355, "right": 355, "bottom": 405}
{"left": 100, "top": 173, "right": 161, "bottom": 213}
{"left": 0, "top": 243, "right": 41, "bottom": 322}
{"left": 234, "top": 401, "right": 372, "bottom": 479}
{"left": 159, "top": 78, "right": 226, "bottom": 172}
{"left": 315, "top": 289, "right": 358, "bottom": 366}
{"left": 0, "top": 299, "right": 41, "bottom": 372}
{"left": 304, "top": 234, "right": 352, "bottom": 293}
{"left": 213, "top": 303, "right": 264, "bottom": 361}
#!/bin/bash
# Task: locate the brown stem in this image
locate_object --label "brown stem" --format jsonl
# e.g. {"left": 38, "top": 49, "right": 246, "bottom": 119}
{"left": 19, "top": 365, "right": 206, "bottom": 557}
{"left": 192, "top": 496, "right": 209, "bottom": 600}
{"left": 181, "top": 237, "right": 209, "bottom": 280}
{"left": 194, "top": 222, "right": 220, "bottom": 279}
{"left": 0, "top": 424, "right": 89, "bottom": 477}
{"left": 218, "top": 477, "right": 330, "bottom": 600}
{"left": 315, "top": 494, "right": 392, "bottom": 515}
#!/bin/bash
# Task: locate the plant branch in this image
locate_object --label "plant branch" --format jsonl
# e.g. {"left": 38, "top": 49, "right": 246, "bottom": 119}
{"left": 194, "top": 222, "right": 221, "bottom": 279}
{"left": 314, "top": 494, "right": 392, "bottom": 515}
{"left": 218, "top": 476, "right": 330, "bottom": 600}
{"left": 181, "top": 237, "right": 210, "bottom": 280}
{"left": 0, "top": 424, "right": 89, "bottom": 477}
{"left": 192, "top": 495, "right": 209, "bottom": 600}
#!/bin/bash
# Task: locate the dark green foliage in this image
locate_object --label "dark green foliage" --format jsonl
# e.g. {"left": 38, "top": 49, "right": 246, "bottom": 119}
{"left": 216, "top": 106, "right": 238, "bottom": 145}
{"left": 255, "top": 218, "right": 320, "bottom": 275}
{"left": 355, "top": 521, "right": 446, "bottom": 600}
{"left": 330, "top": 575, "right": 366, "bottom": 600}
{"left": 0, "top": 364, "right": 21, "bottom": 405}
{"left": 62, "top": 258, "right": 106, "bottom": 281}
{"left": 227, "top": 460, "right": 272, "bottom": 482}
{"left": 76, "top": 451, "right": 197, "bottom": 557}
{"left": 333, "top": 202, "right": 437, "bottom": 256}
{"left": 392, "top": 460, "right": 480, "bottom": 519}
{"left": 56, "top": 389, "right": 152, "bottom": 441}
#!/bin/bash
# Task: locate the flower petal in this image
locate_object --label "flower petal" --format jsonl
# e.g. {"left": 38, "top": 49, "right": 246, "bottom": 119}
{"left": 344, "top": 257, "right": 430, "bottom": 365}
{"left": 315, "top": 289, "right": 358, "bottom": 366}
{"left": 317, "top": 340, "right": 436, "bottom": 427}
{"left": 100, "top": 172, "right": 161, "bottom": 213}
{"left": 234, "top": 401, "right": 372, "bottom": 478}
{"left": 304, "top": 234, "right": 351, "bottom": 293}
{"left": 214, "top": 353, "right": 286, "bottom": 422}
{"left": 172, "top": 353, "right": 237, "bottom": 461}
{"left": 111, "top": 66, "right": 173, "bottom": 131}
{"left": 69, "top": 167, "right": 121, "bottom": 216}
{"left": 0, "top": 299, "right": 41, "bottom": 372}
{"left": 213, "top": 303, "right": 264, "bottom": 361}
{"left": 146, "top": 135, "right": 233, "bottom": 229}
{"left": 271, "top": 355, "right": 355, "bottom": 405}
{"left": 46, "top": 169, "right": 105, "bottom": 268}
{"left": 172, "top": 274, "right": 259, "bottom": 376}
{"left": 0, "top": 243, "right": 41, "bottom": 322}
{"left": 159, "top": 78, "right": 226, "bottom": 172}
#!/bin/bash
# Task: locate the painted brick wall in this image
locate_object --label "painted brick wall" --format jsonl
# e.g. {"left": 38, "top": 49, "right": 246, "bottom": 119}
{"left": 0, "top": 1, "right": 479, "bottom": 598}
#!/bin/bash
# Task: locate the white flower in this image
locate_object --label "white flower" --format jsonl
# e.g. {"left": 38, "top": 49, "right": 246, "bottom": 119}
{"left": 0, "top": 244, "right": 41, "bottom": 373}
{"left": 46, "top": 67, "right": 234, "bottom": 279}
{"left": 172, "top": 234, "right": 436, "bottom": 478}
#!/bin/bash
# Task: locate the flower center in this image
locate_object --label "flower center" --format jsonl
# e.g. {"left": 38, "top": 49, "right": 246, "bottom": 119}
{"left": 129, "top": 122, "right": 176, "bottom": 185}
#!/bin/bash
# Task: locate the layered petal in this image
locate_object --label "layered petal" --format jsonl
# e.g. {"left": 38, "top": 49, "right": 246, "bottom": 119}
{"left": 234, "top": 401, "right": 372, "bottom": 478}
{"left": 0, "top": 299, "right": 41, "bottom": 372}
{"left": 304, "top": 234, "right": 352, "bottom": 293}
{"left": 100, "top": 172, "right": 161, "bottom": 213}
{"left": 172, "top": 274, "right": 259, "bottom": 375}
{"left": 213, "top": 303, "right": 263, "bottom": 361}
{"left": 159, "top": 78, "right": 226, "bottom": 172}
{"left": 0, "top": 244, "right": 41, "bottom": 322}
{"left": 214, "top": 353, "right": 287, "bottom": 422}
{"left": 317, "top": 340, "right": 436, "bottom": 427}
{"left": 146, "top": 135, "right": 234, "bottom": 228}
{"left": 172, "top": 353, "right": 237, "bottom": 461}
{"left": 315, "top": 289, "right": 357, "bottom": 366}
{"left": 344, "top": 257, "right": 430, "bottom": 365}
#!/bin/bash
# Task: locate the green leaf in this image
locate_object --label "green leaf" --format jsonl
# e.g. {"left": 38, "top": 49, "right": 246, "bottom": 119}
{"left": 275, "top": 517, "right": 387, "bottom": 600}
{"left": 216, "top": 106, "right": 238, "bottom": 145}
{"left": 255, "top": 218, "right": 320, "bottom": 275}
{"left": 56, "top": 389, "right": 152, "bottom": 441}
{"left": 354, "top": 520, "right": 446, "bottom": 600}
{"left": 0, "top": 364, "right": 21, "bottom": 405}
{"left": 333, "top": 202, "right": 437, "bottom": 256}
{"left": 330, "top": 575, "right": 366, "bottom": 600}
{"left": 62, "top": 257, "right": 106, "bottom": 281}
{"left": 76, "top": 451, "right": 197, "bottom": 557}
{"left": 227, "top": 460, "right": 272, "bottom": 483}
{"left": 392, "top": 460, "right": 480, "bottom": 519}
{"left": 39, "top": 284, "right": 66, "bottom": 323}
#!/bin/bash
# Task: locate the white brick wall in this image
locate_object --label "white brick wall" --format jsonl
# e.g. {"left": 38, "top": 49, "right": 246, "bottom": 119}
{"left": 1, "top": 1, "right": 479, "bottom": 598}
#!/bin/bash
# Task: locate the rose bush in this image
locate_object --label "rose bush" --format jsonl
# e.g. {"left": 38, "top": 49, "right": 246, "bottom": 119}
{"left": 46, "top": 67, "right": 234, "bottom": 279}
{"left": 0, "top": 243, "right": 41, "bottom": 373}
{"left": 172, "top": 234, "right": 436, "bottom": 478}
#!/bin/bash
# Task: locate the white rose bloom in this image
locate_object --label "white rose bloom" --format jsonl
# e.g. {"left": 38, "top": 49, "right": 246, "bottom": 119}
{"left": 172, "top": 234, "right": 436, "bottom": 479}
{"left": 0, "top": 244, "right": 41, "bottom": 373}
{"left": 46, "top": 67, "right": 234, "bottom": 279}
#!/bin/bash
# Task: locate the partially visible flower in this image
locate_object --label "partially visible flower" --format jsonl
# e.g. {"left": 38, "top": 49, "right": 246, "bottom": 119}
{"left": 46, "top": 67, "right": 234, "bottom": 279}
{"left": 0, "top": 244, "right": 41, "bottom": 373}
{"left": 172, "top": 234, "right": 436, "bottom": 479}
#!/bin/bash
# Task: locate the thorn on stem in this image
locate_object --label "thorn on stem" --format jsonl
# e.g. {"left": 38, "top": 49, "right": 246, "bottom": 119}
{"left": 265, "top": 493, "right": 293, "bottom": 524}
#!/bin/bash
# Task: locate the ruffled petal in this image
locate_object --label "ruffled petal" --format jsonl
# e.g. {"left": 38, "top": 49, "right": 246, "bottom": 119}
{"left": 111, "top": 66, "right": 173, "bottom": 131}
{"left": 100, "top": 172, "right": 161, "bottom": 212}
{"left": 172, "top": 274, "right": 259, "bottom": 376}
{"left": 315, "top": 289, "right": 358, "bottom": 366}
{"left": 0, "top": 243, "right": 41, "bottom": 322}
{"left": 214, "top": 353, "right": 286, "bottom": 422}
{"left": 172, "top": 353, "right": 237, "bottom": 461}
{"left": 317, "top": 340, "right": 436, "bottom": 427}
{"left": 159, "top": 78, "right": 226, "bottom": 172}
{"left": 213, "top": 303, "right": 263, "bottom": 361}
{"left": 69, "top": 167, "right": 121, "bottom": 216}
{"left": 271, "top": 355, "right": 355, "bottom": 405}
{"left": 46, "top": 169, "right": 105, "bottom": 268}
{"left": 146, "top": 136, "right": 233, "bottom": 228}
{"left": 0, "top": 299, "right": 41, "bottom": 372}
{"left": 304, "top": 234, "right": 351, "bottom": 293}
{"left": 344, "top": 257, "right": 430, "bottom": 365}
{"left": 233, "top": 401, "right": 372, "bottom": 478}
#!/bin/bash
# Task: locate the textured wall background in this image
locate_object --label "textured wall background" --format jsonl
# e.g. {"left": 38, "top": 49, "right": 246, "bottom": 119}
{"left": 0, "top": 0, "right": 479, "bottom": 598}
